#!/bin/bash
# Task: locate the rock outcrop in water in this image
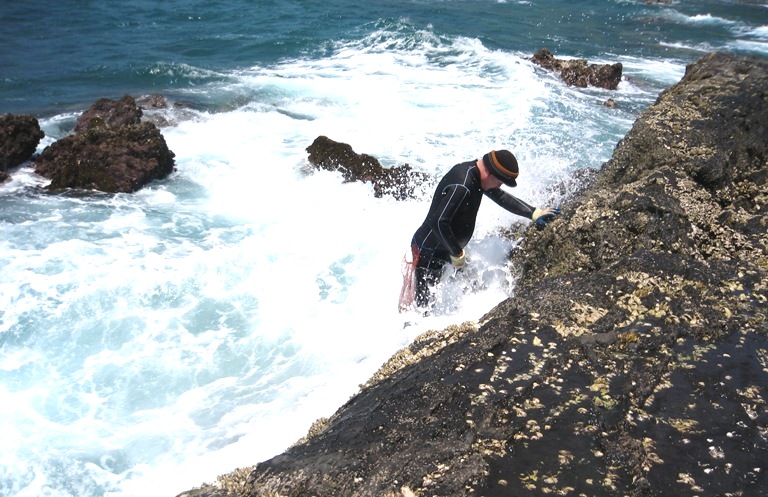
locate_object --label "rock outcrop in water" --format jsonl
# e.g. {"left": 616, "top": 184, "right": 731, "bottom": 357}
{"left": 531, "top": 48, "right": 623, "bottom": 90}
{"left": 306, "top": 135, "right": 430, "bottom": 200}
{"left": 0, "top": 113, "right": 45, "bottom": 184}
{"left": 33, "top": 95, "right": 176, "bottom": 193}
{"left": 177, "top": 52, "right": 767, "bottom": 497}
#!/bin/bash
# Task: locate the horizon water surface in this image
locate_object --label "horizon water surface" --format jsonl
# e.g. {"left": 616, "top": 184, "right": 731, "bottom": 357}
{"left": 1, "top": 1, "right": 767, "bottom": 496}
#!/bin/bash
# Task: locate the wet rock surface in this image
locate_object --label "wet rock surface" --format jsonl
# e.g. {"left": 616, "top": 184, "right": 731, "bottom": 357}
{"left": 306, "top": 135, "right": 430, "bottom": 200}
{"left": 178, "top": 52, "right": 767, "bottom": 497}
{"left": 33, "top": 95, "right": 175, "bottom": 193}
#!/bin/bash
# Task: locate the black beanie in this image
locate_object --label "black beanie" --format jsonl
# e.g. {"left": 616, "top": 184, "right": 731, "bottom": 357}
{"left": 483, "top": 149, "right": 519, "bottom": 187}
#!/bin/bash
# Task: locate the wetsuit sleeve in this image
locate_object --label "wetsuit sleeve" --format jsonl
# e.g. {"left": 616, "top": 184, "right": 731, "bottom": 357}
{"left": 483, "top": 187, "right": 536, "bottom": 219}
{"left": 431, "top": 184, "right": 471, "bottom": 257}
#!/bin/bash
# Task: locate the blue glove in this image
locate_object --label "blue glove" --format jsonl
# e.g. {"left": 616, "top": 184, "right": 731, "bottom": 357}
{"left": 532, "top": 206, "right": 561, "bottom": 229}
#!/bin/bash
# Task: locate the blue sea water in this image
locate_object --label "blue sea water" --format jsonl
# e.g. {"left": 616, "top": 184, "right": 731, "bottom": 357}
{"left": 1, "top": 1, "right": 766, "bottom": 496}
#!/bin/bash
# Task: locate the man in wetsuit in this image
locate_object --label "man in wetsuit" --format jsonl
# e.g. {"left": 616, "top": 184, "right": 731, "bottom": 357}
{"left": 410, "top": 149, "right": 559, "bottom": 309}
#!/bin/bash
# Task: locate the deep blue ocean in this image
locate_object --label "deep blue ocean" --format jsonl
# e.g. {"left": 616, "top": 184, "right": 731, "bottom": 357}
{"left": 1, "top": 1, "right": 767, "bottom": 496}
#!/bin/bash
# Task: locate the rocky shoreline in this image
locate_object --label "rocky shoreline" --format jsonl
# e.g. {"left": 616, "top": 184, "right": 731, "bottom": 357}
{"left": 178, "top": 52, "right": 767, "bottom": 497}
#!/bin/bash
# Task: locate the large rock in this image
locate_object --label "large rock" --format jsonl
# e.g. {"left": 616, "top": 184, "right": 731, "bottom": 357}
{"left": 177, "top": 53, "right": 767, "bottom": 497}
{"left": 0, "top": 113, "right": 45, "bottom": 183}
{"left": 306, "top": 135, "right": 429, "bottom": 200}
{"left": 34, "top": 95, "right": 175, "bottom": 193}
{"left": 531, "top": 48, "right": 623, "bottom": 90}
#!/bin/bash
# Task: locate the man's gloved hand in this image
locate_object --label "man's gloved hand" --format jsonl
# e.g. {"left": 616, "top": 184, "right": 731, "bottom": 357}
{"left": 532, "top": 206, "right": 561, "bottom": 229}
{"left": 450, "top": 249, "right": 466, "bottom": 269}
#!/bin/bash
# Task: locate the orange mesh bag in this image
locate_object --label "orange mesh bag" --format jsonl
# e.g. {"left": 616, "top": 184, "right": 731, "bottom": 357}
{"left": 398, "top": 244, "right": 420, "bottom": 312}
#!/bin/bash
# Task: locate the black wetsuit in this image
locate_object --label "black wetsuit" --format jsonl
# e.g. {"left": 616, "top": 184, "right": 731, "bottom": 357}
{"left": 411, "top": 160, "right": 536, "bottom": 307}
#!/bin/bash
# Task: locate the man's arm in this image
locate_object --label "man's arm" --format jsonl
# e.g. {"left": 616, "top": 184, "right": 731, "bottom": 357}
{"left": 430, "top": 184, "right": 470, "bottom": 256}
{"left": 483, "top": 187, "right": 536, "bottom": 218}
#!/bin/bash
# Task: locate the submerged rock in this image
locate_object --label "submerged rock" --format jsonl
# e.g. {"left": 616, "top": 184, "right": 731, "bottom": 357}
{"left": 306, "top": 135, "right": 430, "bottom": 200}
{"left": 135, "top": 93, "right": 169, "bottom": 110}
{"left": 177, "top": 52, "right": 767, "bottom": 497}
{"left": 34, "top": 95, "right": 175, "bottom": 193}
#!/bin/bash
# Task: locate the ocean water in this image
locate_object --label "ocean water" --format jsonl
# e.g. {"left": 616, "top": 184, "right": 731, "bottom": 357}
{"left": 1, "top": 1, "right": 766, "bottom": 496}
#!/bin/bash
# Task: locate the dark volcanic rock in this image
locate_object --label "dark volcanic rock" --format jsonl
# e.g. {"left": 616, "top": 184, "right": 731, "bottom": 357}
{"left": 34, "top": 122, "right": 175, "bottom": 193}
{"left": 306, "top": 135, "right": 429, "bottom": 200}
{"left": 532, "top": 48, "right": 623, "bottom": 90}
{"left": 177, "top": 53, "right": 767, "bottom": 497}
{"left": 0, "top": 114, "right": 45, "bottom": 182}
{"left": 34, "top": 96, "right": 175, "bottom": 193}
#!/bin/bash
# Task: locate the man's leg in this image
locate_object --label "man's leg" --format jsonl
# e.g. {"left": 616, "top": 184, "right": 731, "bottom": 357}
{"left": 414, "top": 250, "right": 446, "bottom": 310}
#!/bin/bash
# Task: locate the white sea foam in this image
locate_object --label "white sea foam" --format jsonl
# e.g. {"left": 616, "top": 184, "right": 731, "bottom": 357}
{"left": 662, "top": 10, "right": 739, "bottom": 27}
{"left": 657, "top": 8, "right": 768, "bottom": 57}
{"left": 658, "top": 40, "right": 717, "bottom": 54}
{"left": 746, "top": 25, "right": 768, "bottom": 40}
{"left": 616, "top": 56, "right": 686, "bottom": 89}
{"left": 728, "top": 39, "right": 768, "bottom": 54}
